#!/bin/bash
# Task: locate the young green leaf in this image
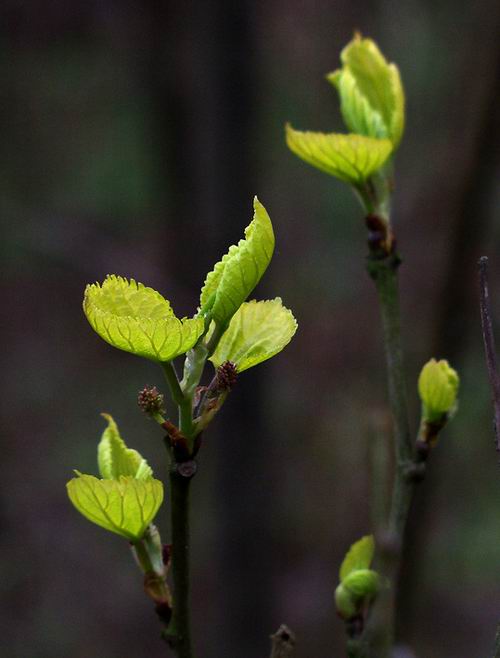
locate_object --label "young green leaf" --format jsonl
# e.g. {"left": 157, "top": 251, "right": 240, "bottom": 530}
{"left": 339, "top": 535, "right": 375, "bottom": 582}
{"left": 98, "top": 413, "right": 153, "bottom": 481}
{"left": 200, "top": 197, "right": 275, "bottom": 327}
{"left": 327, "top": 34, "right": 405, "bottom": 148}
{"left": 285, "top": 125, "right": 392, "bottom": 185}
{"left": 83, "top": 275, "right": 205, "bottom": 362}
{"left": 209, "top": 299, "right": 297, "bottom": 372}
{"left": 66, "top": 474, "right": 163, "bottom": 541}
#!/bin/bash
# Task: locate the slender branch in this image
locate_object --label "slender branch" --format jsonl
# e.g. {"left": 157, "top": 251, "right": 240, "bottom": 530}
{"left": 161, "top": 346, "right": 209, "bottom": 658}
{"left": 164, "top": 466, "right": 195, "bottom": 658}
{"left": 478, "top": 256, "right": 500, "bottom": 454}
{"left": 362, "top": 249, "right": 415, "bottom": 657}
{"left": 368, "top": 255, "right": 412, "bottom": 469}
{"left": 269, "top": 625, "right": 295, "bottom": 658}
{"left": 478, "top": 259, "right": 500, "bottom": 658}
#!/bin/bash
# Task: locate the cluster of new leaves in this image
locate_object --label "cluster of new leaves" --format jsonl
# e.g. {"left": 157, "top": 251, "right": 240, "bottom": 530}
{"left": 286, "top": 33, "right": 405, "bottom": 187}
{"left": 83, "top": 198, "right": 296, "bottom": 373}
{"left": 68, "top": 197, "right": 297, "bottom": 542}
{"left": 67, "top": 415, "right": 163, "bottom": 541}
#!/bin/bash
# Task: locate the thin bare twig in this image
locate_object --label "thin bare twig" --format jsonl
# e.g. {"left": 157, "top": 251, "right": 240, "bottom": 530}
{"left": 269, "top": 625, "right": 295, "bottom": 658}
{"left": 478, "top": 256, "right": 500, "bottom": 455}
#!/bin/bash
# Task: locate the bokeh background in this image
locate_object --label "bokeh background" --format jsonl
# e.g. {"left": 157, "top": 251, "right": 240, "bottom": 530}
{"left": 2, "top": 1, "right": 500, "bottom": 657}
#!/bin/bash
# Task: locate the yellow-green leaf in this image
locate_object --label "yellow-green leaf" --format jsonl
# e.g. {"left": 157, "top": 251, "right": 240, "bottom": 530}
{"left": 98, "top": 414, "right": 153, "bottom": 481}
{"left": 200, "top": 197, "right": 275, "bottom": 327}
{"left": 340, "top": 535, "right": 375, "bottom": 582}
{"left": 286, "top": 125, "right": 392, "bottom": 185}
{"left": 66, "top": 474, "right": 164, "bottom": 541}
{"left": 327, "top": 34, "right": 405, "bottom": 148}
{"left": 83, "top": 275, "right": 205, "bottom": 362}
{"left": 209, "top": 299, "right": 297, "bottom": 372}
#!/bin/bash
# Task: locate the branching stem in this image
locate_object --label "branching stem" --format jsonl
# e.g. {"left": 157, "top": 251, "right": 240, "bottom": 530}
{"left": 358, "top": 251, "right": 414, "bottom": 657}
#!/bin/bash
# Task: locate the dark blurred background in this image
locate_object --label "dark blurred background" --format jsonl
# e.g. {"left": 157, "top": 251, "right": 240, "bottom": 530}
{"left": 1, "top": 1, "right": 500, "bottom": 657}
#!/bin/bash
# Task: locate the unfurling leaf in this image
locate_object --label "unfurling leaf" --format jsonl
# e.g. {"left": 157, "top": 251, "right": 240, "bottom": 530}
{"left": 210, "top": 298, "right": 297, "bottom": 372}
{"left": 98, "top": 413, "right": 153, "bottom": 481}
{"left": 200, "top": 197, "right": 275, "bottom": 327}
{"left": 327, "top": 34, "right": 405, "bottom": 148}
{"left": 66, "top": 474, "right": 163, "bottom": 541}
{"left": 83, "top": 275, "right": 205, "bottom": 362}
{"left": 418, "top": 358, "right": 459, "bottom": 422}
{"left": 339, "top": 534, "right": 375, "bottom": 582}
{"left": 285, "top": 125, "right": 392, "bottom": 185}
{"left": 335, "top": 535, "right": 379, "bottom": 620}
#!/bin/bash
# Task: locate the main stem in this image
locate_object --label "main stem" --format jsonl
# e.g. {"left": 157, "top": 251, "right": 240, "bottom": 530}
{"left": 167, "top": 468, "right": 194, "bottom": 658}
{"left": 363, "top": 251, "right": 414, "bottom": 657}
{"left": 161, "top": 360, "right": 196, "bottom": 658}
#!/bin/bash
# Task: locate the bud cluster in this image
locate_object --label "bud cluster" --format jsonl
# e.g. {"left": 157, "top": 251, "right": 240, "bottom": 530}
{"left": 215, "top": 361, "right": 238, "bottom": 392}
{"left": 138, "top": 385, "right": 165, "bottom": 417}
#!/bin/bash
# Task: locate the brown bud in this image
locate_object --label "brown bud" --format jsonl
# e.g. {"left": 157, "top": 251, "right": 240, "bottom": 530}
{"left": 216, "top": 361, "right": 238, "bottom": 392}
{"left": 138, "top": 385, "right": 165, "bottom": 416}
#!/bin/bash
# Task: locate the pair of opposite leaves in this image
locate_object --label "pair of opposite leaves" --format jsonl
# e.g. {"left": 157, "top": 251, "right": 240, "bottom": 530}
{"left": 84, "top": 197, "right": 297, "bottom": 372}
{"left": 286, "top": 33, "right": 405, "bottom": 186}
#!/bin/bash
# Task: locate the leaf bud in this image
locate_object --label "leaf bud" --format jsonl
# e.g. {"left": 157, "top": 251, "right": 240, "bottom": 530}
{"left": 335, "top": 535, "right": 380, "bottom": 620}
{"left": 327, "top": 33, "right": 405, "bottom": 149}
{"left": 342, "top": 569, "right": 380, "bottom": 598}
{"left": 418, "top": 358, "right": 459, "bottom": 424}
{"left": 335, "top": 583, "right": 358, "bottom": 620}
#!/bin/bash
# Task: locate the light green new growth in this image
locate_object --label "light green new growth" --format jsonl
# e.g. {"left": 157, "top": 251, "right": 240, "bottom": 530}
{"left": 327, "top": 33, "right": 405, "bottom": 148}
{"left": 83, "top": 275, "right": 205, "bottom": 362}
{"left": 339, "top": 534, "right": 375, "bottom": 582}
{"left": 66, "top": 474, "right": 163, "bottom": 541}
{"left": 209, "top": 298, "right": 297, "bottom": 372}
{"left": 285, "top": 125, "right": 392, "bottom": 185}
{"left": 418, "top": 358, "right": 460, "bottom": 421}
{"left": 341, "top": 569, "right": 380, "bottom": 597}
{"left": 98, "top": 413, "right": 153, "bottom": 481}
{"left": 335, "top": 535, "right": 379, "bottom": 620}
{"left": 200, "top": 197, "right": 275, "bottom": 327}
